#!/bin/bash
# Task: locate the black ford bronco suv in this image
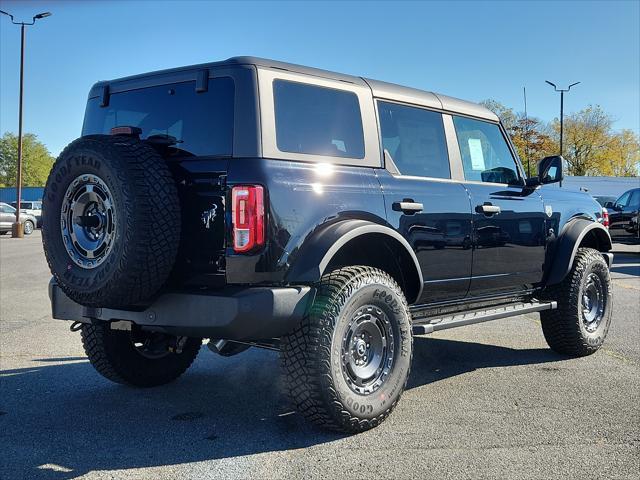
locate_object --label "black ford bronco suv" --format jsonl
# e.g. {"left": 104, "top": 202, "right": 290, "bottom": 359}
{"left": 43, "top": 57, "right": 613, "bottom": 433}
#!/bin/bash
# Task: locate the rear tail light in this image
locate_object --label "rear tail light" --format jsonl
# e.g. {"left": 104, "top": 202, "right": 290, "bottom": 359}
{"left": 231, "top": 185, "right": 265, "bottom": 253}
{"left": 602, "top": 207, "right": 610, "bottom": 228}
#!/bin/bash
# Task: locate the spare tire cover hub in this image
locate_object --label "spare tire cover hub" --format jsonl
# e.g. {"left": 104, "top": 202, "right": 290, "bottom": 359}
{"left": 61, "top": 174, "right": 116, "bottom": 269}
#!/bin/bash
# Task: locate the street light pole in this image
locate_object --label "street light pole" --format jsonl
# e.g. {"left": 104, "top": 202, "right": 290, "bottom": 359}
{"left": 0, "top": 10, "right": 52, "bottom": 238}
{"left": 16, "top": 23, "right": 25, "bottom": 234}
{"left": 545, "top": 80, "right": 580, "bottom": 157}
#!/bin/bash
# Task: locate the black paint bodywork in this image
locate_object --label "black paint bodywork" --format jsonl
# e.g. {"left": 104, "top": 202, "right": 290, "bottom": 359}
{"left": 80, "top": 57, "right": 612, "bottom": 317}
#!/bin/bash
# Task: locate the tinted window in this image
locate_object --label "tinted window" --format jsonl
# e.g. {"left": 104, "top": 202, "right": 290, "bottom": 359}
{"left": 274, "top": 80, "right": 364, "bottom": 159}
{"left": 453, "top": 116, "right": 520, "bottom": 184}
{"left": 628, "top": 189, "right": 640, "bottom": 209}
{"left": 83, "top": 77, "right": 234, "bottom": 157}
{"left": 378, "top": 101, "right": 450, "bottom": 179}
{"left": 616, "top": 190, "right": 631, "bottom": 207}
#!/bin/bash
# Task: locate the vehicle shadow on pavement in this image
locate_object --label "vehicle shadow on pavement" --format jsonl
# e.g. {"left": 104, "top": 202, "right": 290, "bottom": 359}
{"left": 408, "top": 337, "right": 562, "bottom": 389}
{"left": 0, "top": 337, "right": 563, "bottom": 479}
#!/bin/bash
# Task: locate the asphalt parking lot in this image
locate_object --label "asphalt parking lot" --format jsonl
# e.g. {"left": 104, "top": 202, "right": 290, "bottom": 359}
{"left": 1, "top": 231, "right": 638, "bottom": 479}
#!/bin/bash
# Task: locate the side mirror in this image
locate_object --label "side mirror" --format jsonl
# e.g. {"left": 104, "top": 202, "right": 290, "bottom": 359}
{"left": 537, "top": 155, "right": 564, "bottom": 185}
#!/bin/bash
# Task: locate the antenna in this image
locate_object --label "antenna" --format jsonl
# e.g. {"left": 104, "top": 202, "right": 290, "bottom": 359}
{"left": 523, "top": 86, "right": 530, "bottom": 177}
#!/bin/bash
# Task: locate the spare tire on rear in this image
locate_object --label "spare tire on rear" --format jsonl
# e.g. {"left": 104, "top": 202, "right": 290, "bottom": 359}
{"left": 42, "top": 134, "right": 180, "bottom": 308}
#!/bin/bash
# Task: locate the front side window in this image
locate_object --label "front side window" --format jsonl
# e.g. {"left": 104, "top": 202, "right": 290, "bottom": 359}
{"left": 615, "top": 190, "right": 631, "bottom": 208}
{"left": 453, "top": 116, "right": 521, "bottom": 184}
{"left": 273, "top": 80, "right": 365, "bottom": 159}
{"left": 627, "top": 189, "right": 640, "bottom": 210}
{"left": 83, "top": 77, "right": 235, "bottom": 157}
{"left": 378, "top": 101, "right": 450, "bottom": 179}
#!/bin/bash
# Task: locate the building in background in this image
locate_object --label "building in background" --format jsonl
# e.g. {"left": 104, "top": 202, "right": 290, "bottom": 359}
{"left": 0, "top": 186, "right": 45, "bottom": 203}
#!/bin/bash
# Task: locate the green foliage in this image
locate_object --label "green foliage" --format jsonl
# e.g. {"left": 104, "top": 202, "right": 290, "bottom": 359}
{"left": 480, "top": 100, "right": 556, "bottom": 176}
{"left": 481, "top": 100, "right": 640, "bottom": 177}
{"left": 0, "top": 132, "right": 55, "bottom": 187}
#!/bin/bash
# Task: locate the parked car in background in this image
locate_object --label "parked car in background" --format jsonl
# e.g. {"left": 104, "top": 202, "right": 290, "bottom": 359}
{"left": 10, "top": 200, "right": 43, "bottom": 227}
{"left": 593, "top": 195, "right": 617, "bottom": 207}
{"left": 0, "top": 202, "right": 37, "bottom": 235}
{"left": 605, "top": 188, "right": 640, "bottom": 241}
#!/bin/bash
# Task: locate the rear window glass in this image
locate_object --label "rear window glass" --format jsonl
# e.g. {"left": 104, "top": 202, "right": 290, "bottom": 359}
{"left": 378, "top": 101, "right": 450, "bottom": 179}
{"left": 83, "top": 77, "right": 234, "bottom": 157}
{"left": 273, "top": 80, "right": 365, "bottom": 159}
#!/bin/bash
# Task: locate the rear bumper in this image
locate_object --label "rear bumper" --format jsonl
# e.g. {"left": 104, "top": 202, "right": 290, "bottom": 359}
{"left": 49, "top": 279, "right": 314, "bottom": 340}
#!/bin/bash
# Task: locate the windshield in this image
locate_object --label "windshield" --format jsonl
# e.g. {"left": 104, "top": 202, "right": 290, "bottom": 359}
{"left": 83, "top": 77, "right": 234, "bottom": 157}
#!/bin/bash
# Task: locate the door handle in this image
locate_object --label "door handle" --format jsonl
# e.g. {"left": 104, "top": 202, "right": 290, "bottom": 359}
{"left": 476, "top": 203, "right": 501, "bottom": 215}
{"left": 393, "top": 200, "right": 424, "bottom": 214}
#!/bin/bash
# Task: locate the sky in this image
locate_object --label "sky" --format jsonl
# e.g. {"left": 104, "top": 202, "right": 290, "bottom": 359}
{"left": 1, "top": 0, "right": 639, "bottom": 156}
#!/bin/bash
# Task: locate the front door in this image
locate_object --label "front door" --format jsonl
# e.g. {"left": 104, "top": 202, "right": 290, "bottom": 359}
{"left": 377, "top": 101, "right": 473, "bottom": 304}
{"left": 609, "top": 188, "right": 640, "bottom": 240}
{"left": 451, "top": 115, "right": 546, "bottom": 297}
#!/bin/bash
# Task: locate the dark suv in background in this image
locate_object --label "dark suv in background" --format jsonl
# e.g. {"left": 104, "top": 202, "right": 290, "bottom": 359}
{"left": 605, "top": 188, "right": 640, "bottom": 241}
{"left": 43, "top": 57, "right": 613, "bottom": 433}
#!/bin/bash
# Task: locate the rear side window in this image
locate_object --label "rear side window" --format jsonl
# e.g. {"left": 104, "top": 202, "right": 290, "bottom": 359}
{"left": 378, "top": 101, "right": 450, "bottom": 179}
{"left": 273, "top": 80, "right": 365, "bottom": 159}
{"left": 453, "top": 116, "right": 520, "bottom": 184}
{"left": 83, "top": 77, "right": 234, "bottom": 157}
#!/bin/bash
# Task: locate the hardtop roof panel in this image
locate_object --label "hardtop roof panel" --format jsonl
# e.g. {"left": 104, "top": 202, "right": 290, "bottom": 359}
{"left": 90, "top": 56, "right": 498, "bottom": 120}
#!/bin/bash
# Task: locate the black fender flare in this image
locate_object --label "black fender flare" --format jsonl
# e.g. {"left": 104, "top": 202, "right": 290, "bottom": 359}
{"left": 546, "top": 219, "right": 612, "bottom": 286}
{"left": 285, "top": 219, "right": 424, "bottom": 302}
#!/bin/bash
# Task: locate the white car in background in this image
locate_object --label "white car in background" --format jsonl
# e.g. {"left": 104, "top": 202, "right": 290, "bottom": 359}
{"left": 0, "top": 202, "right": 37, "bottom": 235}
{"left": 11, "top": 200, "right": 43, "bottom": 227}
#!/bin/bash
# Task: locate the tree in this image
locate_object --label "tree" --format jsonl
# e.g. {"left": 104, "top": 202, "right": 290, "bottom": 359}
{"left": 0, "top": 132, "right": 55, "bottom": 187}
{"left": 480, "top": 99, "right": 518, "bottom": 131}
{"left": 554, "top": 105, "right": 614, "bottom": 176}
{"left": 603, "top": 129, "right": 640, "bottom": 177}
{"left": 482, "top": 100, "right": 640, "bottom": 177}
{"left": 480, "top": 99, "right": 557, "bottom": 175}
{"left": 510, "top": 116, "right": 557, "bottom": 176}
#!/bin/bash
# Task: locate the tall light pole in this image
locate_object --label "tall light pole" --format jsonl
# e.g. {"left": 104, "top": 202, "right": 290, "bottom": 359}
{"left": 545, "top": 80, "right": 580, "bottom": 157}
{"left": 0, "top": 9, "right": 52, "bottom": 238}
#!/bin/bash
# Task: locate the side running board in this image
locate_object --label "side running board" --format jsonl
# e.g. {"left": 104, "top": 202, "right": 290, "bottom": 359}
{"left": 411, "top": 301, "right": 557, "bottom": 335}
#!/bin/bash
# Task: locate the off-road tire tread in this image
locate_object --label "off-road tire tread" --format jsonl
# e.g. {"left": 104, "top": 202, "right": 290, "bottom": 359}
{"left": 540, "top": 247, "right": 612, "bottom": 357}
{"left": 80, "top": 322, "right": 200, "bottom": 387}
{"left": 281, "top": 266, "right": 412, "bottom": 433}
{"left": 43, "top": 135, "right": 180, "bottom": 307}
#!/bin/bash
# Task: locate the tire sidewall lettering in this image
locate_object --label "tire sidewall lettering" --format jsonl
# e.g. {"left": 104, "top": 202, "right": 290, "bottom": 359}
{"left": 329, "top": 280, "right": 411, "bottom": 419}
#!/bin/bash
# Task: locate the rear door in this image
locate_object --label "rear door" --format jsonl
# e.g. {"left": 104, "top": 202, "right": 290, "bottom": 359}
{"left": 451, "top": 115, "right": 546, "bottom": 297}
{"left": 377, "top": 101, "right": 473, "bottom": 304}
